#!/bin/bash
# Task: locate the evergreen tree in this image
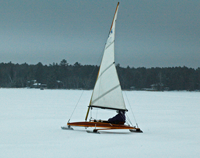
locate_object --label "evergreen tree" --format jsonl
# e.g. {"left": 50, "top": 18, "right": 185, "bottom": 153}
{"left": 0, "top": 61, "right": 199, "bottom": 91}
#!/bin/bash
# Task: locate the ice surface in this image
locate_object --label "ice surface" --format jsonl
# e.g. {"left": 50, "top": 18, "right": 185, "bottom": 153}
{"left": 0, "top": 89, "right": 200, "bottom": 158}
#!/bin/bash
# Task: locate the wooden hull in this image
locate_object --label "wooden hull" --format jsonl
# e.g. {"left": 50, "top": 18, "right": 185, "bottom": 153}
{"left": 67, "top": 121, "right": 138, "bottom": 130}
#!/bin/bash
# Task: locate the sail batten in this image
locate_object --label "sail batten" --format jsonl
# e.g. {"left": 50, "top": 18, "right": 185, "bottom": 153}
{"left": 91, "top": 84, "right": 120, "bottom": 104}
{"left": 89, "top": 2, "right": 127, "bottom": 111}
{"left": 98, "top": 62, "right": 115, "bottom": 79}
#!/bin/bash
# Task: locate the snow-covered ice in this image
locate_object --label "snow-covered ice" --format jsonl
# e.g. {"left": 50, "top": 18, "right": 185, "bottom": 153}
{"left": 0, "top": 89, "right": 200, "bottom": 158}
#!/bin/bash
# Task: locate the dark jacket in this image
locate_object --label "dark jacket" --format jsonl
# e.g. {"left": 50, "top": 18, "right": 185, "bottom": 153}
{"left": 108, "top": 112, "right": 126, "bottom": 124}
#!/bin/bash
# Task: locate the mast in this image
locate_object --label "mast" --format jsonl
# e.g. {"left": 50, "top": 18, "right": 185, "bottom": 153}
{"left": 85, "top": 2, "right": 124, "bottom": 121}
{"left": 110, "top": 2, "right": 120, "bottom": 32}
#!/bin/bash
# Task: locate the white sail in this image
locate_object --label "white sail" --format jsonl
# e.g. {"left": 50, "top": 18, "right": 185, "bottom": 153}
{"left": 89, "top": 2, "right": 127, "bottom": 111}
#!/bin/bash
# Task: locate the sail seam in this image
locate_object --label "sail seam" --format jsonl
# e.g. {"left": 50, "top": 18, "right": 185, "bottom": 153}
{"left": 105, "top": 41, "right": 114, "bottom": 50}
{"left": 98, "top": 62, "right": 115, "bottom": 80}
{"left": 91, "top": 84, "right": 120, "bottom": 104}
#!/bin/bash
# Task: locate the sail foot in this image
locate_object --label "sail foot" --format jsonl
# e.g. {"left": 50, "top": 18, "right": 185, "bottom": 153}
{"left": 89, "top": 105, "right": 128, "bottom": 111}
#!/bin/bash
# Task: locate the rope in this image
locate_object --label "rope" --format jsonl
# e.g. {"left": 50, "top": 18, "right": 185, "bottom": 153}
{"left": 68, "top": 33, "right": 111, "bottom": 123}
{"left": 125, "top": 114, "right": 133, "bottom": 126}
{"left": 68, "top": 90, "right": 85, "bottom": 121}
{"left": 124, "top": 91, "right": 138, "bottom": 127}
{"left": 83, "top": 41, "right": 104, "bottom": 89}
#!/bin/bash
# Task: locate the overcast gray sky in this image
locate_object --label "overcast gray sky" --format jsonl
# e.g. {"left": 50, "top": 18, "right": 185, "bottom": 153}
{"left": 0, "top": 0, "right": 199, "bottom": 68}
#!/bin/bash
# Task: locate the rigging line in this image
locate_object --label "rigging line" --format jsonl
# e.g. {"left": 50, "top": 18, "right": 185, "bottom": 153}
{"left": 84, "top": 65, "right": 99, "bottom": 90}
{"left": 84, "top": 40, "right": 106, "bottom": 90}
{"left": 69, "top": 90, "right": 85, "bottom": 121}
{"left": 125, "top": 114, "right": 130, "bottom": 125}
{"left": 124, "top": 91, "right": 138, "bottom": 126}
{"left": 126, "top": 113, "right": 133, "bottom": 127}
{"left": 86, "top": 38, "right": 107, "bottom": 109}
{"left": 92, "top": 84, "right": 120, "bottom": 104}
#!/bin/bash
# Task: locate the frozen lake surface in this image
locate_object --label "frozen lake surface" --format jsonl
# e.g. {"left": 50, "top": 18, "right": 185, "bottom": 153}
{"left": 0, "top": 89, "right": 200, "bottom": 158}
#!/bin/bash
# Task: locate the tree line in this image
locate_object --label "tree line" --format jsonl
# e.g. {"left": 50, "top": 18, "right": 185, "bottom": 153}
{"left": 0, "top": 60, "right": 199, "bottom": 91}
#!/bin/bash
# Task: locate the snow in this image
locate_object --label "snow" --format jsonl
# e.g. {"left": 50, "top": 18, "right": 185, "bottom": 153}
{"left": 0, "top": 89, "right": 200, "bottom": 158}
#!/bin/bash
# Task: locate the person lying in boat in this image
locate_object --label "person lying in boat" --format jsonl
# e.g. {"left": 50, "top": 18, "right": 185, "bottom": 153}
{"left": 108, "top": 110, "right": 126, "bottom": 124}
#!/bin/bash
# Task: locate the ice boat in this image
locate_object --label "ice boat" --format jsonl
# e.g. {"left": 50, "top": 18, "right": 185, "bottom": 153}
{"left": 62, "top": 2, "right": 142, "bottom": 133}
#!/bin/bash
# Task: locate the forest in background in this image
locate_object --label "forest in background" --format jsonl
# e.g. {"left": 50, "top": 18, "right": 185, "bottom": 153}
{"left": 0, "top": 59, "right": 200, "bottom": 91}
